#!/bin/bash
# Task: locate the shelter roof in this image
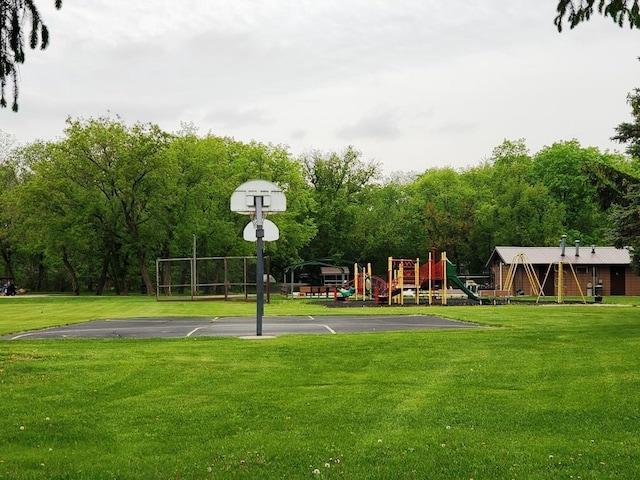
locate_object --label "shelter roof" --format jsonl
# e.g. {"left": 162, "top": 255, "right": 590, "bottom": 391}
{"left": 320, "top": 266, "right": 350, "bottom": 275}
{"left": 487, "top": 246, "right": 632, "bottom": 267}
{"left": 284, "top": 258, "right": 354, "bottom": 273}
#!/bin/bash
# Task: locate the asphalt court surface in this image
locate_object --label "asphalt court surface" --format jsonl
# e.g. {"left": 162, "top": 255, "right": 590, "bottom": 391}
{"left": 3, "top": 315, "right": 478, "bottom": 340}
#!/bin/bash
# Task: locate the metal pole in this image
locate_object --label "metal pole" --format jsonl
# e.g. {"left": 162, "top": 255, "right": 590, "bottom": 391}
{"left": 192, "top": 234, "right": 197, "bottom": 299}
{"left": 155, "top": 259, "right": 160, "bottom": 302}
{"left": 255, "top": 196, "right": 265, "bottom": 336}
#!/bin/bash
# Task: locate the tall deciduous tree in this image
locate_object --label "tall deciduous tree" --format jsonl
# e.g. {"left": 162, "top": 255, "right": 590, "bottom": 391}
{"left": 598, "top": 87, "right": 640, "bottom": 271}
{"left": 0, "top": 133, "right": 18, "bottom": 279}
{"left": 407, "top": 167, "right": 476, "bottom": 273}
{"left": 612, "top": 88, "right": 640, "bottom": 160}
{"left": 302, "top": 146, "right": 380, "bottom": 261}
{"left": 468, "top": 140, "right": 565, "bottom": 262}
{"left": 9, "top": 140, "right": 94, "bottom": 294}
{"left": 532, "top": 140, "right": 612, "bottom": 245}
{"left": 0, "top": 0, "right": 62, "bottom": 111}
{"left": 348, "top": 175, "right": 422, "bottom": 272}
{"left": 608, "top": 185, "right": 640, "bottom": 271}
{"left": 162, "top": 132, "right": 315, "bottom": 277}
{"left": 555, "top": 0, "right": 640, "bottom": 30}
{"left": 55, "top": 117, "right": 174, "bottom": 295}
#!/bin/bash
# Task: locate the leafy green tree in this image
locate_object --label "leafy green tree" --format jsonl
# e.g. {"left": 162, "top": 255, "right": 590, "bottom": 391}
{"left": 302, "top": 146, "right": 380, "bottom": 262}
{"left": 612, "top": 88, "right": 640, "bottom": 160}
{"left": 407, "top": 167, "right": 476, "bottom": 273}
{"left": 68, "top": 117, "right": 173, "bottom": 294}
{"left": 0, "top": 0, "right": 62, "bottom": 111}
{"left": 590, "top": 87, "right": 640, "bottom": 270}
{"left": 9, "top": 139, "right": 110, "bottom": 294}
{"left": 467, "top": 140, "right": 565, "bottom": 266}
{"left": 6, "top": 120, "right": 173, "bottom": 294}
{"left": 608, "top": 184, "right": 640, "bottom": 271}
{"left": 348, "top": 175, "right": 424, "bottom": 272}
{"left": 555, "top": 0, "right": 640, "bottom": 30}
{"left": 532, "top": 140, "right": 611, "bottom": 245}
{"left": 162, "top": 133, "right": 315, "bottom": 279}
{"left": 0, "top": 139, "right": 19, "bottom": 279}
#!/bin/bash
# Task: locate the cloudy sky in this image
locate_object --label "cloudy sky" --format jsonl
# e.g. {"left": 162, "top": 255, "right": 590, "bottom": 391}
{"left": 2, "top": 1, "right": 639, "bottom": 173}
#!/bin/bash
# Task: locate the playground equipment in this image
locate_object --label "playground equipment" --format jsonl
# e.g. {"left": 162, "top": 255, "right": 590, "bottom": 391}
{"left": 388, "top": 257, "right": 421, "bottom": 305}
{"left": 337, "top": 285, "right": 356, "bottom": 299}
{"left": 537, "top": 260, "right": 586, "bottom": 304}
{"left": 291, "top": 251, "right": 482, "bottom": 305}
{"left": 345, "top": 262, "right": 387, "bottom": 303}
{"left": 502, "top": 250, "right": 586, "bottom": 304}
{"left": 383, "top": 251, "right": 480, "bottom": 305}
{"left": 503, "top": 253, "right": 543, "bottom": 297}
{"left": 330, "top": 252, "right": 481, "bottom": 305}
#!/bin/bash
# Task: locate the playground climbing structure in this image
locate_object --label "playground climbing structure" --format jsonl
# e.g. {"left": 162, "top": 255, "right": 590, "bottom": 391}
{"left": 385, "top": 251, "right": 480, "bottom": 305}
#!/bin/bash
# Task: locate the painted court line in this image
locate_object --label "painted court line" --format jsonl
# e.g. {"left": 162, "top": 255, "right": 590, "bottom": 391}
{"left": 9, "top": 332, "right": 36, "bottom": 340}
{"left": 186, "top": 327, "right": 203, "bottom": 337}
{"left": 104, "top": 319, "right": 167, "bottom": 323}
{"left": 10, "top": 324, "right": 194, "bottom": 340}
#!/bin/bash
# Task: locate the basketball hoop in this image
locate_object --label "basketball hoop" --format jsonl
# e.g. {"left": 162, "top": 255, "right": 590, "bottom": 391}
{"left": 231, "top": 180, "right": 287, "bottom": 336}
{"left": 230, "top": 180, "right": 286, "bottom": 215}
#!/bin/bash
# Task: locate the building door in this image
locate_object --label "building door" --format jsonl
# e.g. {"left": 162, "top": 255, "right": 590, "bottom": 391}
{"left": 538, "top": 267, "right": 555, "bottom": 296}
{"left": 610, "top": 266, "right": 626, "bottom": 295}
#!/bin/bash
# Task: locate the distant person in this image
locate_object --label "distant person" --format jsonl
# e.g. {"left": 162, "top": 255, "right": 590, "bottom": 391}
{"left": 6, "top": 281, "right": 16, "bottom": 296}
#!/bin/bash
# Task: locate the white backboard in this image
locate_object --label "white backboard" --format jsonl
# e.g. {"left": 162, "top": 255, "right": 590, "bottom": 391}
{"left": 243, "top": 219, "right": 280, "bottom": 242}
{"left": 231, "top": 180, "right": 287, "bottom": 214}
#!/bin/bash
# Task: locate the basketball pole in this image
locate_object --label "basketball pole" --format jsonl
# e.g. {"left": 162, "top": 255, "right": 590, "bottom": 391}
{"left": 255, "top": 196, "right": 265, "bottom": 336}
{"left": 231, "top": 179, "right": 287, "bottom": 337}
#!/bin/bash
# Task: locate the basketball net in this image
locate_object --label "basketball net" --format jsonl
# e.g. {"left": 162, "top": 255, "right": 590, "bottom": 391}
{"left": 250, "top": 210, "right": 268, "bottom": 227}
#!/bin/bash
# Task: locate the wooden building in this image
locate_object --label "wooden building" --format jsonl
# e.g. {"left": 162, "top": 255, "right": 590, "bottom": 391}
{"left": 486, "top": 244, "right": 639, "bottom": 297}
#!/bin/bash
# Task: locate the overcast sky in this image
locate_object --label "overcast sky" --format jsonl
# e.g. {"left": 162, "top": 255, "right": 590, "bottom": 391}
{"left": 2, "top": 1, "right": 639, "bottom": 174}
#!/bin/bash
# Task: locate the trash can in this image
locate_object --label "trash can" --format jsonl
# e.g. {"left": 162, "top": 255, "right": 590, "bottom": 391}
{"left": 587, "top": 282, "right": 593, "bottom": 297}
{"left": 594, "top": 284, "right": 603, "bottom": 303}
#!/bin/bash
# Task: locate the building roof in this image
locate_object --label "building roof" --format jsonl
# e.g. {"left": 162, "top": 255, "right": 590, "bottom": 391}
{"left": 487, "top": 246, "right": 632, "bottom": 267}
{"left": 320, "top": 266, "right": 350, "bottom": 276}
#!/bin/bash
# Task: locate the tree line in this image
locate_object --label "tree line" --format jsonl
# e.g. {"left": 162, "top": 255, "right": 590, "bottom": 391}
{"left": 2, "top": 108, "right": 639, "bottom": 294}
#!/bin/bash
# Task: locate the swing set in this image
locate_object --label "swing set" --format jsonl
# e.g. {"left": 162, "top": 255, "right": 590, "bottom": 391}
{"left": 503, "top": 252, "right": 586, "bottom": 303}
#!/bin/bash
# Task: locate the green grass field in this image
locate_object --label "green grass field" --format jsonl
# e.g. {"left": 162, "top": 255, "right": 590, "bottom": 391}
{"left": 1, "top": 296, "right": 639, "bottom": 479}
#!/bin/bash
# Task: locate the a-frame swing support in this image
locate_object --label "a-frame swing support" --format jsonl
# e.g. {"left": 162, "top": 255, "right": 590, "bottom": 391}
{"left": 536, "top": 261, "right": 587, "bottom": 304}
{"left": 503, "top": 253, "right": 543, "bottom": 297}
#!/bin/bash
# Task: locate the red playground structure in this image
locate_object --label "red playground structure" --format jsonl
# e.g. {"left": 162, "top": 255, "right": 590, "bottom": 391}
{"left": 349, "top": 250, "right": 480, "bottom": 305}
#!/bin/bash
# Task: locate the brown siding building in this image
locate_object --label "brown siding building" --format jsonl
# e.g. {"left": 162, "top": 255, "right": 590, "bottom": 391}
{"left": 486, "top": 245, "right": 637, "bottom": 297}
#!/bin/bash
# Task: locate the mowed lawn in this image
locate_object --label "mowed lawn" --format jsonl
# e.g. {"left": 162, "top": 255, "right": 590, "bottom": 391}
{"left": 1, "top": 296, "right": 640, "bottom": 479}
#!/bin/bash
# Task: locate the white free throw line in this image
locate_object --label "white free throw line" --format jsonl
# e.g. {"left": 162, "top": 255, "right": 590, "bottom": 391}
{"left": 10, "top": 332, "right": 36, "bottom": 340}
{"left": 186, "top": 327, "right": 202, "bottom": 337}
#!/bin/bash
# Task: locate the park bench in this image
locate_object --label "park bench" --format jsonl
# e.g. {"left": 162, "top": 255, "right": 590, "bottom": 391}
{"left": 299, "top": 285, "right": 332, "bottom": 297}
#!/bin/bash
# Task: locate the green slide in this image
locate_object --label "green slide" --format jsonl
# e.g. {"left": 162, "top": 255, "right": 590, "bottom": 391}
{"left": 445, "top": 260, "right": 481, "bottom": 302}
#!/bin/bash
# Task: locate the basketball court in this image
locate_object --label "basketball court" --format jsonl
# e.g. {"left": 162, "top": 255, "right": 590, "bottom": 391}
{"left": 3, "top": 315, "right": 478, "bottom": 340}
